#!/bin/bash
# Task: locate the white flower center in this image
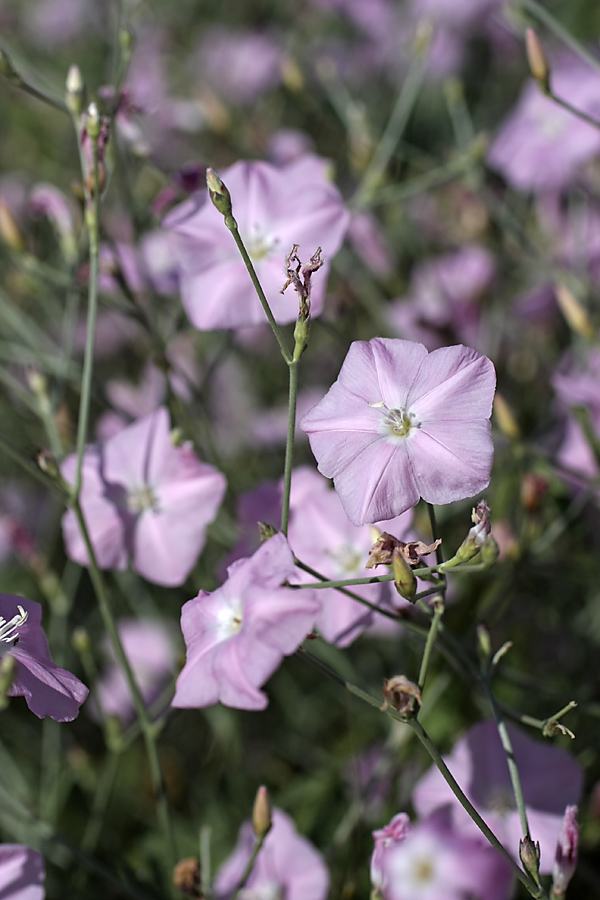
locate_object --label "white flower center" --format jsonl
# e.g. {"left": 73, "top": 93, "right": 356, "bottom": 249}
{"left": 127, "top": 484, "right": 159, "bottom": 514}
{"left": 486, "top": 785, "right": 516, "bottom": 816}
{"left": 327, "top": 543, "right": 364, "bottom": 577}
{"left": 216, "top": 599, "right": 244, "bottom": 641}
{"left": 0, "top": 604, "right": 28, "bottom": 655}
{"left": 370, "top": 400, "right": 420, "bottom": 443}
{"left": 245, "top": 222, "right": 279, "bottom": 261}
{"left": 239, "top": 884, "right": 283, "bottom": 900}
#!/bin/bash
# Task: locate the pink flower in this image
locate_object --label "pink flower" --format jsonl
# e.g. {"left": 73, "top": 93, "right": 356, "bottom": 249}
{"left": 172, "top": 534, "right": 321, "bottom": 711}
{"left": 552, "top": 805, "right": 579, "bottom": 895}
{"left": 163, "top": 156, "right": 350, "bottom": 330}
{"left": 193, "top": 28, "right": 284, "bottom": 105}
{"left": 300, "top": 338, "right": 496, "bottom": 525}
{"left": 488, "top": 53, "right": 600, "bottom": 193}
{"left": 94, "top": 619, "right": 178, "bottom": 725}
{"left": 214, "top": 807, "right": 328, "bottom": 900}
{"left": 0, "top": 844, "right": 45, "bottom": 900}
{"left": 61, "top": 408, "right": 226, "bottom": 587}
{"left": 412, "top": 720, "right": 583, "bottom": 873}
{"left": 372, "top": 811, "right": 513, "bottom": 900}
{"left": 0, "top": 595, "right": 88, "bottom": 722}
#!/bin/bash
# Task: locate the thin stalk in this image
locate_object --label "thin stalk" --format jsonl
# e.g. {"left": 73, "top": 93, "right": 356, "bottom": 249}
{"left": 353, "top": 37, "right": 430, "bottom": 208}
{"left": 365, "top": 153, "right": 475, "bottom": 208}
{"left": 0, "top": 48, "right": 68, "bottom": 112}
{"left": 72, "top": 501, "right": 177, "bottom": 890}
{"left": 416, "top": 597, "right": 444, "bottom": 691}
{"left": 225, "top": 222, "right": 291, "bottom": 363}
{"left": 546, "top": 89, "right": 600, "bottom": 132}
{"left": 408, "top": 719, "right": 547, "bottom": 899}
{"left": 73, "top": 139, "right": 100, "bottom": 498}
{"left": 280, "top": 359, "right": 299, "bottom": 535}
{"left": 231, "top": 831, "right": 270, "bottom": 900}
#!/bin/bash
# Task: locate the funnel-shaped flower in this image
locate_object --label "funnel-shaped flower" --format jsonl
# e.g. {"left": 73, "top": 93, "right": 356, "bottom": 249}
{"left": 0, "top": 844, "right": 45, "bottom": 900}
{"left": 300, "top": 338, "right": 496, "bottom": 525}
{"left": 0, "top": 595, "right": 88, "bottom": 722}
{"left": 172, "top": 533, "right": 320, "bottom": 710}
{"left": 62, "top": 407, "right": 227, "bottom": 587}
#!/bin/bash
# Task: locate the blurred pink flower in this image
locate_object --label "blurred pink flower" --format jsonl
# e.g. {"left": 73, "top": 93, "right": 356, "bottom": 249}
{"left": 388, "top": 245, "right": 496, "bottom": 351}
{"left": 0, "top": 595, "right": 88, "bottom": 722}
{"left": 488, "top": 53, "right": 600, "bottom": 193}
{"left": 553, "top": 350, "right": 600, "bottom": 489}
{"left": 372, "top": 810, "right": 513, "bottom": 900}
{"left": 214, "top": 807, "right": 328, "bottom": 900}
{"left": 62, "top": 408, "right": 226, "bottom": 587}
{"left": 412, "top": 720, "right": 583, "bottom": 873}
{"left": 172, "top": 533, "right": 320, "bottom": 711}
{"left": 552, "top": 805, "right": 579, "bottom": 896}
{"left": 300, "top": 338, "right": 496, "bottom": 525}
{"left": 94, "top": 619, "right": 178, "bottom": 725}
{"left": 163, "top": 156, "right": 350, "bottom": 329}
{"left": 348, "top": 211, "right": 394, "bottom": 278}
{"left": 193, "top": 28, "right": 283, "bottom": 105}
{"left": 0, "top": 844, "right": 45, "bottom": 900}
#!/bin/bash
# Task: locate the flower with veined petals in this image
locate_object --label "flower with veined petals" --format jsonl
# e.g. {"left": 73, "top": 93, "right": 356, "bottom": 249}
{"left": 0, "top": 844, "right": 45, "bottom": 900}
{"left": 172, "top": 533, "right": 321, "bottom": 711}
{"left": 163, "top": 155, "right": 350, "bottom": 330}
{"left": 214, "top": 808, "right": 328, "bottom": 900}
{"left": 300, "top": 338, "right": 496, "bottom": 526}
{"left": 0, "top": 595, "right": 88, "bottom": 722}
{"left": 61, "top": 407, "right": 227, "bottom": 587}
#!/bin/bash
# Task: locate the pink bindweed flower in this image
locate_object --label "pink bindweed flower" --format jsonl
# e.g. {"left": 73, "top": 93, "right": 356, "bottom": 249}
{"left": 172, "top": 533, "right": 321, "bottom": 711}
{"left": 552, "top": 350, "right": 600, "bottom": 491}
{"left": 372, "top": 810, "right": 513, "bottom": 900}
{"left": 61, "top": 407, "right": 226, "bottom": 587}
{"left": 94, "top": 619, "right": 178, "bottom": 725}
{"left": 0, "top": 844, "right": 45, "bottom": 900}
{"left": 163, "top": 156, "right": 350, "bottom": 330}
{"left": 214, "top": 807, "right": 329, "bottom": 900}
{"left": 300, "top": 338, "right": 496, "bottom": 526}
{"left": 0, "top": 595, "right": 88, "bottom": 722}
{"left": 488, "top": 53, "right": 600, "bottom": 193}
{"left": 412, "top": 719, "right": 583, "bottom": 873}
{"left": 192, "top": 28, "right": 284, "bottom": 106}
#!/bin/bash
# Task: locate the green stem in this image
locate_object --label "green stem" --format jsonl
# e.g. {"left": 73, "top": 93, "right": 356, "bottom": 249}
{"left": 408, "top": 719, "right": 547, "bottom": 899}
{"left": 73, "top": 139, "right": 100, "bottom": 498}
{"left": 225, "top": 219, "right": 292, "bottom": 363}
{"left": 547, "top": 90, "right": 600, "bottom": 131}
{"left": 231, "top": 831, "right": 270, "bottom": 900}
{"left": 416, "top": 596, "right": 444, "bottom": 691}
{"left": 72, "top": 501, "right": 177, "bottom": 891}
{"left": 280, "top": 359, "right": 299, "bottom": 535}
{"left": 353, "top": 34, "right": 430, "bottom": 208}
{"left": 0, "top": 48, "right": 68, "bottom": 112}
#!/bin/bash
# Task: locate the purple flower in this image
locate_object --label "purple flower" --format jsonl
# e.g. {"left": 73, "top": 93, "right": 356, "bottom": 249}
{"left": 163, "top": 156, "right": 350, "bottom": 330}
{"left": 300, "top": 338, "right": 496, "bottom": 525}
{"left": 488, "top": 53, "right": 600, "bottom": 193}
{"left": 0, "top": 844, "right": 45, "bottom": 900}
{"left": 412, "top": 720, "right": 583, "bottom": 873}
{"left": 61, "top": 407, "right": 227, "bottom": 587}
{"left": 0, "top": 595, "right": 88, "bottom": 722}
{"left": 172, "top": 534, "right": 321, "bottom": 711}
{"left": 214, "top": 807, "right": 328, "bottom": 900}
{"left": 552, "top": 805, "right": 579, "bottom": 896}
{"left": 192, "top": 28, "right": 284, "bottom": 106}
{"left": 372, "top": 811, "right": 513, "bottom": 900}
{"left": 94, "top": 619, "right": 178, "bottom": 725}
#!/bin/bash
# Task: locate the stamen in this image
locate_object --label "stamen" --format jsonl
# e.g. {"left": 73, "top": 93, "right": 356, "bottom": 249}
{"left": 0, "top": 604, "right": 28, "bottom": 645}
{"left": 127, "top": 484, "right": 159, "bottom": 514}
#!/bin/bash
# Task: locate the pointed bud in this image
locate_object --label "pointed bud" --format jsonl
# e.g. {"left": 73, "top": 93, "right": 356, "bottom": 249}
{"left": 206, "top": 168, "right": 233, "bottom": 218}
{"left": 252, "top": 786, "right": 272, "bottom": 838}
{"left": 392, "top": 547, "right": 416, "bottom": 601}
{"left": 551, "top": 806, "right": 578, "bottom": 899}
{"left": 85, "top": 102, "right": 101, "bottom": 140}
{"left": 439, "top": 501, "right": 491, "bottom": 571}
{"left": 480, "top": 534, "right": 499, "bottom": 567}
{"left": 477, "top": 624, "right": 491, "bottom": 661}
{"left": 519, "top": 836, "right": 541, "bottom": 885}
{"left": 526, "top": 28, "right": 551, "bottom": 93}
{"left": 0, "top": 199, "right": 25, "bottom": 252}
{"left": 555, "top": 284, "right": 594, "bottom": 339}
{"left": 65, "top": 64, "right": 85, "bottom": 117}
{"left": 494, "top": 393, "right": 520, "bottom": 439}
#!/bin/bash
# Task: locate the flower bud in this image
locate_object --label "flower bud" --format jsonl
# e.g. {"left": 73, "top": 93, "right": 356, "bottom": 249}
{"left": 526, "top": 28, "right": 551, "bottom": 93}
{"left": 65, "top": 64, "right": 85, "bottom": 117}
{"left": 252, "top": 785, "right": 272, "bottom": 838}
{"left": 0, "top": 198, "right": 25, "bottom": 252}
{"left": 480, "top": 534, "right": 499, "bottom": 567}
{"left": 206, "top": 168, "right": 233, "bottom": 218}
{"left": 173, "top": 857, "right": 201, "bottom": 896}
{"left": 85, "top": 102, "right": 101, "bottom": 140}
{"left": 555, "top": 284, "right": 594, "bottom": 339}
{"left": 392, "top": 548, "right": 416, "bottom": 601}
{"left": 551, "top": 806, "right": 578, "bottom": 898}
{"left": 519, "top": 835, "right": 541, "bottom": 885}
